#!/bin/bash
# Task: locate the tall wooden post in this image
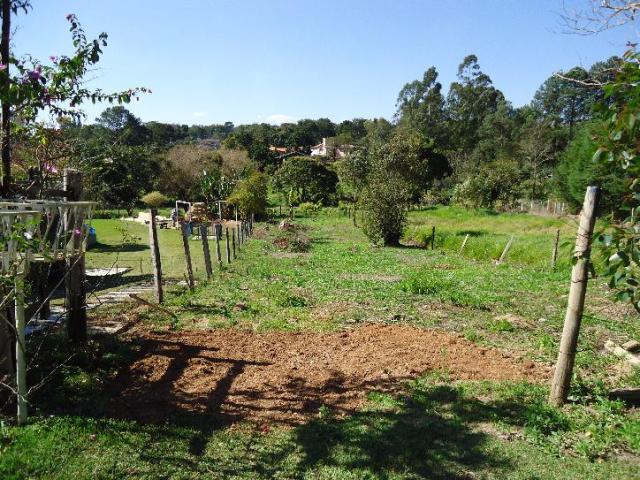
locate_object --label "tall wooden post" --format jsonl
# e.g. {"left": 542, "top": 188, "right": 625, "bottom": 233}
{"left": 225, "top": 227, "right": 231, "bottom": 263}
{"left": 232, "top": 228, "right": 237, "bottom": 260}
{"left": 551, "top": 228, "right": 560, "bottom": 270}
{"left": 200, "top": 225, "right": 213, "bottom": 281}
{"left": 550, "top": 186, "right": 600, "bottom": 407}
{"left": 237, "top": 222, "right": 241, "bottom": 247}
{"left": 64, "top": 169, "right": 86, "bottom": 343}
{"left": 14, "top": 274, "right": 27, "bottom": 424}
{"left": 180, "top": 223, "right": 195, "bottom": 289}
{"left": 0, "top": 0, "right": 11, "bottom": 191}
{"left": 148, "top": 208, "right": 163, "bottom": 303}
{"left": 215, "top": 227, "right": 222, "bottom": 265}
{"left": 431, "top": 226, "right": 436, "bottom": 250}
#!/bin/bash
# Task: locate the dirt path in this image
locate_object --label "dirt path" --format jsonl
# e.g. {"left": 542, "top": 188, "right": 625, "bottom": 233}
{"left": 110, "top": 324, "right": 547, "bottom": 426}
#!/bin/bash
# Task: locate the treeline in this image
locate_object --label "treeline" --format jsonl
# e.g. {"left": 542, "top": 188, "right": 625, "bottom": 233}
{"left": 37, "top": 53, "right": 624, "bottom": 225}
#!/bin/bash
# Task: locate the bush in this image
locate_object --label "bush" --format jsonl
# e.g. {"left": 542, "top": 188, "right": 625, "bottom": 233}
{"left": 298, "top": 202, "right": 322, "bottom": 217}
{"left": 452, "top": 158, "right": 524, "bottom": 209}
{"left": 141, "top": 191, "right": 168, "bottom": 208}
{"left": 359, "top": 173, "right": 410, "bottom": 246}
{"left": 272, "top": 156, "right": 338, "bottom": 205}
{"left": 227, "top": 172, "right": 268, "bottom": 218}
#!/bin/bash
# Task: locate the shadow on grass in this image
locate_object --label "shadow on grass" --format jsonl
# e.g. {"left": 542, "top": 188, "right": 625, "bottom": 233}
{"left": 85, "top": 273, "right": 153, "bottom": 292}
{"left": 18, "top": 332, "right": 560, "bottom": 478}
{"left": 88, "top": 242, "right": 149, "bottom": 253}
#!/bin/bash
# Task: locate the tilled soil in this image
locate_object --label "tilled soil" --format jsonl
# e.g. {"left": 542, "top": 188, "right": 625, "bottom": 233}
{"left": 110, "top": 324, "right": 546, "bottom": 426}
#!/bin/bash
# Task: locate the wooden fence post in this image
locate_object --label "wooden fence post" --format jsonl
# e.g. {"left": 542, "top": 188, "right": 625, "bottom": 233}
{"left": 232, "top": 228, "right": 237, "bottom": 260}
{"left": 64, "top": 169, "right": 86, "bottom": 343}
{"left": 180, "top": 223, "right": 195, "bottom": 289}
{"left": 225, "top": 227, "right": 231, "bottom": 263}
{"left": 200, "top": 225, "right": 213, "bottom": 281}
{"left": 431, "top": 226, "right": 436, "bottom": 250}
{"left": 549, "top": 186, "right": 600, "bottom": 407}
{"left": 237, "top": 222, "right": 241, "bottom": 247}
{"left": 551, "top": 228, "right": 560, "bottom": 270}
{"left": 215, "top": 227, "right": 222, "bottom": 265}
{"left": 149, "top": 208, "right": 163, "bottom": 303}
{"left": 14, "top": 275, "right": 27, "bottom": 424}
{"left": 459, "top": 234, "right": 470, "bottom": 254}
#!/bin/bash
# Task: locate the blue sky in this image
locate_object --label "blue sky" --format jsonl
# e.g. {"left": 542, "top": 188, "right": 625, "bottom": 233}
{"left": 13, "top": 0, "right": 638, "bottom": 126}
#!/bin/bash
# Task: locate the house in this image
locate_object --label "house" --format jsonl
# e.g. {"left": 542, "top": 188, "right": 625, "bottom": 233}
{"left": 310, "top": 138, "right": 350, "bottom": 161}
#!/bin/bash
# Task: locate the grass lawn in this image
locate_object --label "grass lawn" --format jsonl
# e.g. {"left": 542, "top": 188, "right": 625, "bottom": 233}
{"left": 1, "top": 207, "right": 638, "bottom": 479}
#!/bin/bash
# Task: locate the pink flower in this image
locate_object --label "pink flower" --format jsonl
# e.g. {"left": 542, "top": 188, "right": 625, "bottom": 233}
{"left": 49, "top": 56, "right": 58, "bottom": 63}
{"left": 73, "top": 228, "right": 82, "bottom": 236}
{"left": 0, "top": 64, "right": 6, "bottom": 71}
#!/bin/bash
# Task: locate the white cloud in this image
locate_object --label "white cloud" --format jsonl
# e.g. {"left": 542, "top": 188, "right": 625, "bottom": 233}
{"left": 192, "top": 111, "right": 207, "bottom": 118}
{"left": 266, "top": 114, "right": 295, "bottom": 124}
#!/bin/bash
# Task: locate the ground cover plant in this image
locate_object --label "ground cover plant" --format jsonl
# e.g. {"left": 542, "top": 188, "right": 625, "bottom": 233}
{"left": 2, "top": 208, "right": 638, "bottom": 479}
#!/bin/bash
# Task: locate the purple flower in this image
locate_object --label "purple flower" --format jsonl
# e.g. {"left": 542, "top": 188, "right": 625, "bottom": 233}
{"left": 73, "top": 228, "right": 82, "bottom": 236}
{"left": 28, "top": 66, "right": 42, "bottom": 81}
{"left": 66, "top": 14, "right": 74, "bottom": 21}
{"left": 0, "top": 63, "right": 6, "bottom": 71}
{"left": 49, "top": 56, "right": 58, "bottom": 63}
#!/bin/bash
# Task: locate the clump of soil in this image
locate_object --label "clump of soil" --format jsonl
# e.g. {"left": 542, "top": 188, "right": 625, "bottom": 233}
{"left": 109, "top": 324, "right": 546, "bottom": 426}
{"left": 273, "top": 222, "right": 311, "bottom": 253}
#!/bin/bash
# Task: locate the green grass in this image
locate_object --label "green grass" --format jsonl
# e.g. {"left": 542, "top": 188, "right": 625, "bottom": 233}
{"left": 3, "top": 207, "right": 638, "bottom": 479}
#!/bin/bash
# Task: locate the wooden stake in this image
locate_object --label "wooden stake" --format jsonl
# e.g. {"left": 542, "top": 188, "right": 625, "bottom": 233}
{"left": 549, "top": 186, "right": 600, "bottom": 407}
{"left": 551, "top": 228, "right": 560, "bottom": 270}
{"left": 180, "top": 223, "right": 195, "bottom": 289}
{"left": 431, "top": 226, "right": 436, "bottom": 250}
{"left": 237, "top": 222, "right": 241, "bottom": 247}
{"left": 148, "top": 208, "right": 163, "bottom": 303}
{"left": 200, "top": 225, "right": 213, "bottom": 281}
{"left": 14, "top": 274, "right": 27, "bottom": 425}
{"left": 215, "top": 227, "right": 222, "bottom": 264}
{"left": 225, "top": 227, "right": 231, "bottom": 263}
{"left": 459, "top": 234, "right": 470, "bottom": 254}
{"left": 232, "top": 228, "right": 237, "bottom": 260}
{"left": 497, "top": 236, "right": 514, "bottom": 265}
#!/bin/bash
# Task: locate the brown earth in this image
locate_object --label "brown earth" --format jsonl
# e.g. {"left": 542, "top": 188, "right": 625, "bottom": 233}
{"left": 109, "top": 324, "right": 547, "bottom": 427}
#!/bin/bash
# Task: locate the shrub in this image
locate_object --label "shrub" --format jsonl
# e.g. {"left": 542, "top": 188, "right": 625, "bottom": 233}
{"left": 452, "top": 158, "right": 524, "bottom": 209}
{"left": 227, "top": 172, "right": 268, "bottom": 218}
{"left": 359, "top": 173, "right": 410, "bottom": 246}
{"left": 141, "top": 191, "right": 168, "bottom": 209}
{"left": 298, "top": 202, "right": 322, "bottom": 217}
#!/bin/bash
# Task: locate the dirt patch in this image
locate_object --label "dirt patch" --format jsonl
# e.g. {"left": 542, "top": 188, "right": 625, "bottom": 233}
{"left": 109, "top": 324, "right": 546, "bottom": 427}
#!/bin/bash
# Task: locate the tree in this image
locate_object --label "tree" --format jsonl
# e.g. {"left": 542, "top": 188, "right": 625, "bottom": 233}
{"left": 272, "top": 156, "right": 338, "bottom": 205}
{"left": 95, "top": 106, "right": 150, "bottom": 145}
{"left": 532, "top": 67, "right": 595, "bottom": 138}
{"left": 555, "top": 121, "right": 625, "bottom": 215}
{"left": 0, "top": 5, "right": 146, "bottom": 190}
{"left": 446, "top": 55, "right": 505, "bottom": 161}
{"left": 359, "top": 170, "right": 411, "bottom": 246}
{"left": 227, "top": 171, "right": 268, "bottom": 219}
{"left": 395, "top": 66, "right": 447, "bottom": 146}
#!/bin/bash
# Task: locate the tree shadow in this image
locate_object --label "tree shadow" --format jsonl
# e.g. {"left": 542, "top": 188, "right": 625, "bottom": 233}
{"left": 85, "top": 273, "right": 153, "bottom": 292}
{"left": 25, "top": 332, "right": 544, "bottom": 478}
{"left": 457, "top": 230, "right": 487, "bottom": 237}
{"left": 88, "top": 242, "right": 149, "bottom": 253}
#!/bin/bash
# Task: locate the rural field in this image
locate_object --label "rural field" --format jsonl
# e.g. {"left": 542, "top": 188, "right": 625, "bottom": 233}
{"left": 1, "top": 207, "right": 638, "bottom": 479}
